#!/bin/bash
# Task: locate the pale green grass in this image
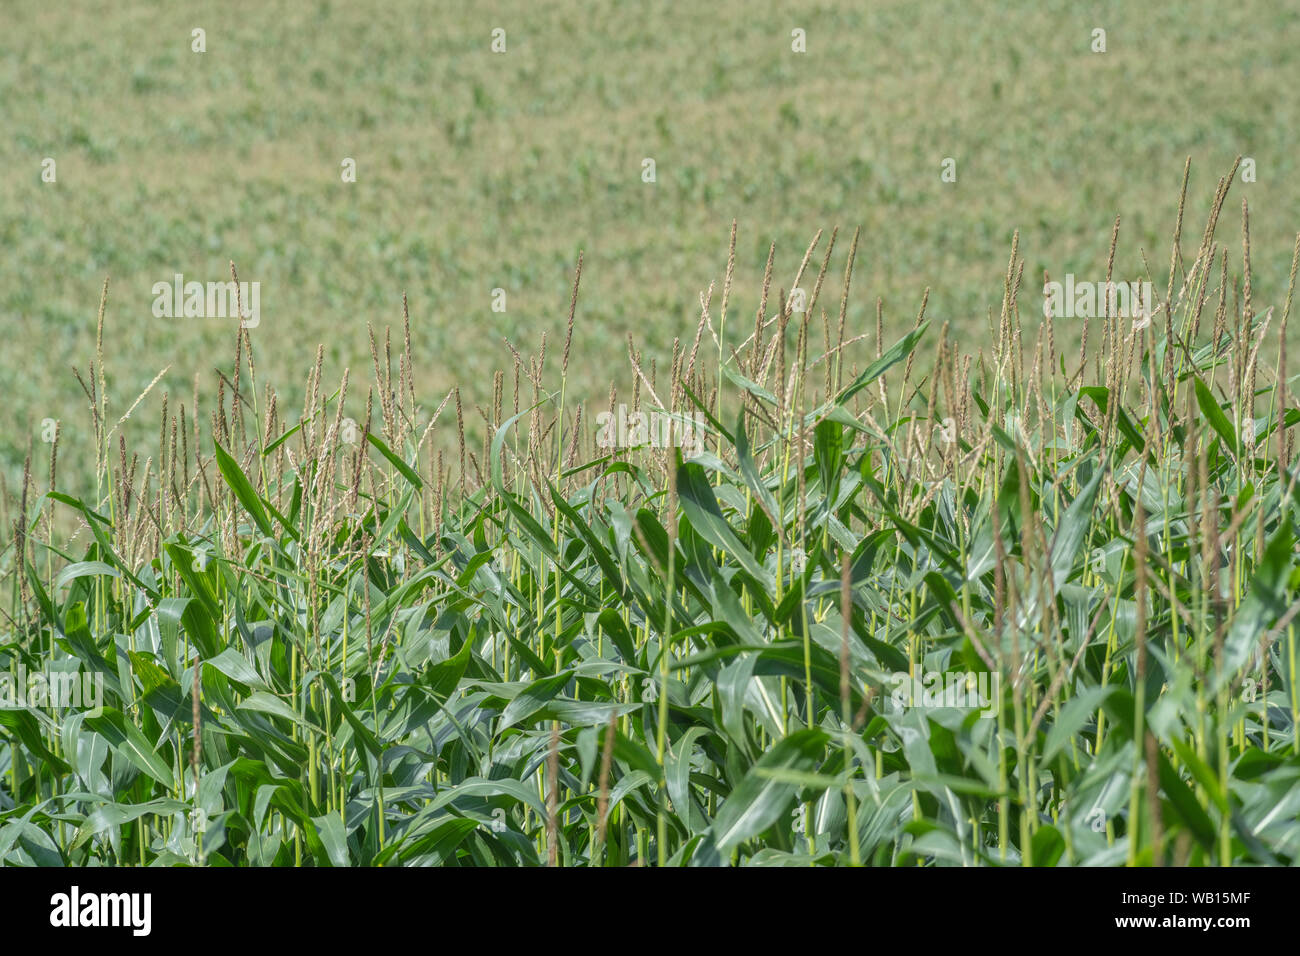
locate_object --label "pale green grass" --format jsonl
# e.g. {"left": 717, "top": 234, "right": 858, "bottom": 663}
{"left": 2, "top": 0, "right": 1299, "bottom": 496}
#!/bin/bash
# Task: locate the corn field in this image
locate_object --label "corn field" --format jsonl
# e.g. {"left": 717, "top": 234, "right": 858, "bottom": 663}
{"left": 3, "top": 160, "right": 1300, "bottom": 867}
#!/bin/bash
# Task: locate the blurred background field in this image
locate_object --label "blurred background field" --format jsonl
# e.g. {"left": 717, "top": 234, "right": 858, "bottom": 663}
{"left": 2, "top": 0, "right": 1298, "bottom": 490}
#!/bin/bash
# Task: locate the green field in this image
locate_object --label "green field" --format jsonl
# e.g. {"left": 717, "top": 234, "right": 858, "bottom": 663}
{"left": 4, "top": 0, "right": 1299, "bottom": 492}
{"left": 3, "top": 1, "right": 1300, "bottom": 869}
